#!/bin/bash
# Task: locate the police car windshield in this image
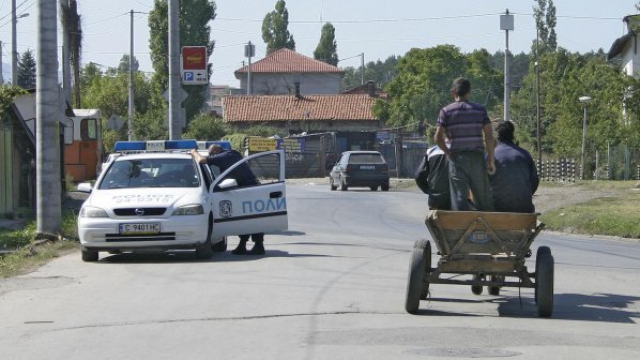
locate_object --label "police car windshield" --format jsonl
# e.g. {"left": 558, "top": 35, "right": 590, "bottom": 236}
{"left": 99, "top": 158, "right": 199, "bottom": 189}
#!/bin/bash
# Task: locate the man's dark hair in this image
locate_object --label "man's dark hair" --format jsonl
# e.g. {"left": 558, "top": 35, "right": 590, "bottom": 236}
{"left": 452, "top": 77, "right": 471, "bottom": 97}
{"left": 496, "top": 121, "right": 515, "bottom": 142}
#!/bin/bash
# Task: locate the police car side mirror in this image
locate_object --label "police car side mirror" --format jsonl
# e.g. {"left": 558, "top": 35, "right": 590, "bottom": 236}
{"left": 77, "top": 182, "right": 93, "bottom": 193}
{"left": 218, "top": 178, "right": 239, "bottom": 190}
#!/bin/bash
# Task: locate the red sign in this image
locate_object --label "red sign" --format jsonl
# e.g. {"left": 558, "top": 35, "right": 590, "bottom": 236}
{"left": 182, "top": 46, "right": 207, "bottom": 70}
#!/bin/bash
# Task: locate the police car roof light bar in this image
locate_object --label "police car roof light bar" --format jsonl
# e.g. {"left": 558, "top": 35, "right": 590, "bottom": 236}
{"left": 114, "top": 139, "right": 198, "bottom": 153}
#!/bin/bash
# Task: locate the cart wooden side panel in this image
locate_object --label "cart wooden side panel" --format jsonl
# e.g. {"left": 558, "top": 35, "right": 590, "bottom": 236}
{"left": 425, "top": 210, "right": 541, "bottom": 259}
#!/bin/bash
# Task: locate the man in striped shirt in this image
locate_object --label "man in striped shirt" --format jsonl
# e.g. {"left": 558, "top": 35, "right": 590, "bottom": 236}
{"left": 434, "top": 77, "right": 495, "bottom": 211}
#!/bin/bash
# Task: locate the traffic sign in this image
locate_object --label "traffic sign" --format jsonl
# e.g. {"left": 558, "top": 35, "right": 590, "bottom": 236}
{"left": 181, "top": 46, "right": 208, "bottom": 85}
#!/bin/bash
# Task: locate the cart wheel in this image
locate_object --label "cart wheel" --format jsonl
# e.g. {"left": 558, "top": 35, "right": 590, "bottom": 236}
{"left": 405, "top": 240, "right": 427, "bottom": 314}
{"left": 488, "top": 275, "right": 503, "bottom": 296}
{"left": 536, "top": 253, "right": 554, "bottom": 318}
{"left": 535, "top": 246, "right": 552, "bottom": 303}
{"left": 420, "top": 241, "right": 432, "bottom": 299}
{"left": 537, "top": 246, "right": 551, "bottom": 257}
{"left": 471, "top": 273, "right": 484, "bottom": 295}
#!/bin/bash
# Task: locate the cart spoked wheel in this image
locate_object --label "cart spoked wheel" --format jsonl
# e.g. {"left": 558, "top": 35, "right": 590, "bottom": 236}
{"left": 471, "top": 273, "right": 485, "bottom": 295}
{"left": 420, "top": 241, "right": 432, "bottom": 299}
{"left": 405, "top": 240, "right": 427, "bottom": 314}
{"left": 534, "top": 246, "right": 552, "bottom": 304}
{"left": 488, "top": 275, "right": 503, "bottom": 296}
{"left": 536, "top": 250, "right": 554, "bottom": 318}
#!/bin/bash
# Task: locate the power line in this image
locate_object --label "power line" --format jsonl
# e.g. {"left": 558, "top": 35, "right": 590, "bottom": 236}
{"left": 216, "top": 12, "right": 622, "bottom": 25}
{"left": 217, "top": 13, "right": 502, "bottom": 24}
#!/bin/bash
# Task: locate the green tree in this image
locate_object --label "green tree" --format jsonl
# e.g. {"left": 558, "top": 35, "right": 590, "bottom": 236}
{"left": 182, "top": 113, "right": 228, "bottom": 140}
{"left": 512, "top": 49, "right": 628, "bottom": 159}
{"left": 374, "top": 45, "right": 502, "bottom": 131}
{"left": 148, "top": 0, "right": 216, "bottom": 126}
{"left": 117, "top": 54, "right": 140, "bottom": 74}
{"left": 133, "top": 107, "right": 168, "bottom": 140}
{"left": 82, "top": 70, "right": 152, "bottom": 138}
{"left": 16, "top": 50, "right": 36, "bottom": 89}
{"left": 262, "top": 0, "right": 295, "bottom": 55}
{"left": 534, "top": 0, "right": 557, "bottom": 53}
{"left": 341, "top": 55, "right": 400, "bottom": 90}
{"left": 314, "top": 22, "right": 338, "bottom": 66}
{"left": 0, "top": 86, "right": 27, "bottom": 115}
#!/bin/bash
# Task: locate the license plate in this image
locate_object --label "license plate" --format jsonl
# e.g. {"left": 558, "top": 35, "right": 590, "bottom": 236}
{"left": 119, "top": 223, "right": 161, "bottom": 235}
{"left": 359, "top": 165, "right": 376, "bottom": 170}
{"left": 468, "top": 230, "right": 490, "bottom": 244}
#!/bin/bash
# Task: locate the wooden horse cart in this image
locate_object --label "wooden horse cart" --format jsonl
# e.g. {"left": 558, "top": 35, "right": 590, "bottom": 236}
{"left": 405, "top": 210, "right": 554, "bottom": 317}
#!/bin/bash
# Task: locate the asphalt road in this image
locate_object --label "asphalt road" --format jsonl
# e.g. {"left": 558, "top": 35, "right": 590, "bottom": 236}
{"left": 1, "top": 183, "right": 639, "bottom": 360}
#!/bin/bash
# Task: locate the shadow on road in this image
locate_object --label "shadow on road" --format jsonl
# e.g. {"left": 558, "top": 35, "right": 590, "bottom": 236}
{"left": 411, "top": 292, "right": 640, "bottom": 323}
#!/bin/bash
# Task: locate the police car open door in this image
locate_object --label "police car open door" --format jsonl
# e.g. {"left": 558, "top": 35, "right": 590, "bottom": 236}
{"left": 210, "top": 150, "right": 288, "bottom": 238}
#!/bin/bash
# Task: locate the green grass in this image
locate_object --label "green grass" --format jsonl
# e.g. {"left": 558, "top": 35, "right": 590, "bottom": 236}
{"left": 0, "top": 211, "right": 80, "bottom": 278}
{"left": 540, "top": 188, "right": 640, "bottom": 239}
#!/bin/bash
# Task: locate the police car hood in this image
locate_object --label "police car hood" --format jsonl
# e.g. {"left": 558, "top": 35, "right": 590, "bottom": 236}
{"left": 86, "top": 188, "right": 202, "bottom": 209}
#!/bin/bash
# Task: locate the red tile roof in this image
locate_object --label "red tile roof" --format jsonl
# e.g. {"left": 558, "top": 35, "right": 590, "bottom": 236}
{"left": 234, "top": 48, "right": 343, "bottom": 75}
{"left": 223, "top": 94, "right": 380, "bottom": 122}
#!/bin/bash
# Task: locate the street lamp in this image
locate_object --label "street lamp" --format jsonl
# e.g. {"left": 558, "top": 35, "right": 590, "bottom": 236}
{"left": 579, "top": 96, "right": 591, "bottom": 180}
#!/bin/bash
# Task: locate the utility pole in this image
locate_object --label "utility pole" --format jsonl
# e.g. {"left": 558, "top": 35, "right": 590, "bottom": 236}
{"left": 168, "top": 0, "right": 182, "bottom": 140}
{"left": 535, "top": 26, "right": 542, "bottom": 167}
{"left": 61, "top": 0, "right": 71, "bottom": 103}
{"left": 12, "top": 0, "right": 17, "bottom": 85}
{"left": 245, "top": 41, "right": 254, "bottom": 95}
{"left": 360, "top": 52, "right": 364, "bottom": 85}
{"left": 579, "top": 96, "right": 591, "bottom": 180}
{"left": 500, "top": 9, "right": 514, "bottom": 122}
{"left": 0, "top": 41, "right": 3, "bottom": 84}
{"left": 36, "top": 0, "right": 62, "bottom": 237}
{"left": 128, "top": 9, "right": 135, "bottom": 140}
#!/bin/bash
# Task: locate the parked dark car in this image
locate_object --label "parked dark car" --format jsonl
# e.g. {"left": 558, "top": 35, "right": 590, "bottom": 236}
{"left": 329, "top": 151, "right": 390, "bottom": 191}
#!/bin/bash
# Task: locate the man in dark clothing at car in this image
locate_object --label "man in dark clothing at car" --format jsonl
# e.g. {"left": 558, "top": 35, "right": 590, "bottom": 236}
{"left": 416, "top": 144, "right": 451, "bottom": 210}
{"left": 489, "top": 121, "right": 539, "bottom": 213}
{"left": 190, "top": 145, "right": 265, "bottom": 255}
{"left": 434, "top": 77, "right": 495, "bottom": 211}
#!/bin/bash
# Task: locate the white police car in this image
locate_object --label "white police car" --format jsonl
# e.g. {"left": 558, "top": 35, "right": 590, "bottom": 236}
{"left": 77, "top": 140, "right": 288, "bottom": 262}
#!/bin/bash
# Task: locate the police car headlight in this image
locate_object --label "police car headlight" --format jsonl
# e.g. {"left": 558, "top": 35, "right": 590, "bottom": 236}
{"left": 172, "top": 205, "right": 204, "bottom": 215}
{"left": 80, "top": 207, "right": 108, "bottom": 218}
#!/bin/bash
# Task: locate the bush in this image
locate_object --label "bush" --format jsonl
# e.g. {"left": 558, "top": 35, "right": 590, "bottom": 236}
{"left": 182, "top": 113, "right": 228, "bottom": 140}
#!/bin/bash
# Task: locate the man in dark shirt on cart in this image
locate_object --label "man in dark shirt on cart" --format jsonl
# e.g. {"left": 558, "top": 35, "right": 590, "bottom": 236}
{"left": 190, "top": 145, "right": 265, "bottom": 255}
{"left": 490, "top": 121, "right": 539, "bottom": 213}
{"left": 434, "top": 77, "right": 495, "bottom": 211}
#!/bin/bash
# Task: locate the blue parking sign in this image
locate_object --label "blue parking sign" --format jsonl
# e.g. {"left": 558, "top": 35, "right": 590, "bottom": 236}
{"left": 184, "top": 72, "right": 194, "bottom": 81}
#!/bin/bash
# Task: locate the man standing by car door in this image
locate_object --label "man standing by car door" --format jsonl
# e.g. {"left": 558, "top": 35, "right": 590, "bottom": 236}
{"left": 434, "top": 77, "right": 495, "bottom": 211}
{"left": 190, "top": 145, "right": 266, "bottom": 255}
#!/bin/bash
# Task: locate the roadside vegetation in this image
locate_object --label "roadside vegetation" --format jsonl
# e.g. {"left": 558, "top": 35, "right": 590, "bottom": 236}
{"left": 0, "top": 211, "right": 79, "bottom": 278}
{"left": 540, "top": 181, "right": 640, "bottom": 239}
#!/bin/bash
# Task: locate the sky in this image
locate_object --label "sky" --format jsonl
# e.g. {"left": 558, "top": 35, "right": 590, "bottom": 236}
{"left": 0, "top": 0, "right": 638, "bottom": 86}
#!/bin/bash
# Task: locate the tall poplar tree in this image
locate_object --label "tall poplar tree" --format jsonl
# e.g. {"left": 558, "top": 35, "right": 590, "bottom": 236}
{"left": 534, "top": 0, "right": 557, "bottom": 53}
{"left": 148, "top": 0, "right": 216, "bottom": 125}
{"left": 262, "top": 0, "right": 296, "bottom": 55}
{"left": 314, "top": 22, "right": 338, "bottom": 66}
